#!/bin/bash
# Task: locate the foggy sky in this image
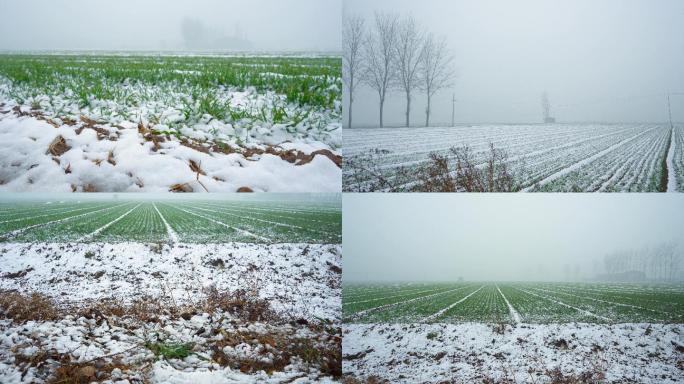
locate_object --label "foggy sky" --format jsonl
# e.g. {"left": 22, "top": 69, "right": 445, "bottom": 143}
{"left": 343, "top": 194, "right": 684, "bottom": 282}
{"left": 0, "top": 0, "right": 341, "bottom": 52}
{"left": 0, "top": 193, "right": 341, "bottom": 204}
{"left": 344, "top": 0, "right": 684, "bottom": 125}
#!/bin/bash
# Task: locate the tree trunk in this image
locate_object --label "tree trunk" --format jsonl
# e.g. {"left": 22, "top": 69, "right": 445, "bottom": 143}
{"left": 405, "top": 91, "right": 411, "bottom": 127}
{"left": 348, "top": 79, "right": 353, "bottom": 129}
{"left": 379, "top": 96, "right": 385, "bottom": 128}
{"left": 425, "top": 93, "right": 431, "bottom": 127}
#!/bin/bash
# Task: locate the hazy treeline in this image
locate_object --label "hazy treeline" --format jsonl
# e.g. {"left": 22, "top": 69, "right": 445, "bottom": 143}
{"left": 600, "top": 242, "right": 683, "bottom": 282}
{"left": 343, "top": 12, "right": 454, "bottom": 128}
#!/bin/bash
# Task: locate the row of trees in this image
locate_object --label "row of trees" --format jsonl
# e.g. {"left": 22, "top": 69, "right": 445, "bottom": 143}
{"left": 602, "top": 242, "right": 683, "bottom": 282}
{"left": 343, "top": 13, "right": 454, "bottom": 128}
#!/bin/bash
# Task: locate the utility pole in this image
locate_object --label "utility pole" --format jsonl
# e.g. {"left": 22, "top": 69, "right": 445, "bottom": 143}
{"left": 451, "top": 93, "right": 456, "bottom": 127}
{"left": 667, "top": 93, "right": 673, "bottom": 129}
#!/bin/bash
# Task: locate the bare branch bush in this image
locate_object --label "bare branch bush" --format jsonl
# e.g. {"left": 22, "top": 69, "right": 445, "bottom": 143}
{"left": 418, "top": 143, "right": 523, "bottom": 192}
{"left": 344, "top": 143, "right": 525, "bottom": 192}
{"left": 343, "top": 149, "right": 413, "bottom": 192}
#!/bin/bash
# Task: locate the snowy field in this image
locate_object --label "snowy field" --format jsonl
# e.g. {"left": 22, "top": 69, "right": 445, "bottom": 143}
{"left": 342, "top": 282, "right": 684, "bottom": 383}
{"left": 343, "top": 124, "right": 684, "bottom": 192}
{"left": 0, "top": 196, "right": 342, "bottom": 383}
{"left": 343, "top": 322, "right": 683, "bottom": 383}
{"left": 1, "top": 242, "right": 341, "bottom": 320}
{"left": 0, "top": 54, "right": 342, "bottom": 192}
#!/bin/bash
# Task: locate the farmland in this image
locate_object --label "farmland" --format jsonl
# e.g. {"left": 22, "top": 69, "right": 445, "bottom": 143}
{"left": 0, "top": 195, "right": 343, "bottom": 383}
{"left": 343, "top": 282, "right": 684, "bottom": 323}
{"left": 343, "top": 282, "right": 684, "bottom": 383}
{"left": 0, "top": 54, "right": 342, "bottom": 192}
{"left": 0, "top": 197, "right": 342, "bottom": 244}
{"left": 343, "top": 124, "right": 684, "bottom": 192}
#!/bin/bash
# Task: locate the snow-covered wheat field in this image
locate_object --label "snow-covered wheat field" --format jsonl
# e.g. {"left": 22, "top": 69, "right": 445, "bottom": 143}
{"left": 0, "top": 195, "right": 343, "bottom": 383}
{"left": 0, "top": 54, "right": 342, "bottom": 192}
{"left": 342, "top": 282, "right": 684, "bottom": 383}
{"left": 343, "top": 124, "right": 684, "bottom": 192}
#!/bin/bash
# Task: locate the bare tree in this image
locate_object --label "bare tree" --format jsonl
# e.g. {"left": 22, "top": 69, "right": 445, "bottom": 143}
{"left": 661, "top": 242, "right": 680, "bottom": 281}
{"left": 420, "top": 33, "right": 454, "bottom": 127}
{"left": 394, "top": 16, "right": 424, "bottom": 127}
{"left": 363, "top": 12, "right": 398, "bottom": 128}
{"left": 343, "top": 15, "right": 365, "bottom": 129}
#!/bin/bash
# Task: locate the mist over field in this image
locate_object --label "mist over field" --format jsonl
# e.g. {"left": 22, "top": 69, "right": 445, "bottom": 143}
{"left": 342, "top": 194, "right": 684, "bottom": 282}
{"left": 343, "top": 0, "right": 684, "bottom": 125}
{"left": 0, "top": 0, "right": 341, "bottom": 52}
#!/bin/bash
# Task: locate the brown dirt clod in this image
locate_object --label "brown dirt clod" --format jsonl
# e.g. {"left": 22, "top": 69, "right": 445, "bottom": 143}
{"left": 169, "top": 183, "right": 193, "bottom": 193}
{"left": 82, "top": 184, "right": 98, "bottom": 192}
{"left": 107, "top": 151, "right": 116, "bottom": 166}
{"left": 297, "top": 149, "right": 342, "bottom": 168}
{"left": 79, "top": 115, "right": 98, "bottom": 128}
{"left": 47, "top": 135, "right": 70, "bottom": 156}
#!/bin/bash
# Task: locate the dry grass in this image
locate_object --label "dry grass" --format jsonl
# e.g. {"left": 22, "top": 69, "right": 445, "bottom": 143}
{"left": 47, "top": 135, "right": 70, "bottom": 156}
{"left": 188, "top": 159, "right": 205, "bottom": 175}
{"left": 200, "top": 286, "right": 277, "bottom": 322}
{"left": 210, "top": 327, "right": 341, "bottom": 377}
{"left": 169, "top": 182, "right": 193, "bottom": 192}
{"left": 0, "top": 286, "right": 279, "bottom": 325}
{"left": 545, "top": 366, "right": 606, "bottom": 384}
{"left": 47, "top": 357, "right": 132, "bottom": 384}
{"left": 343, "top": 376, "right": 389, "bottom": 384}
{"left": 0, "top": 290, "right": 61, "bottom": 322}
{"left": 345, "top": 143, "right": 524, "bottom": 192}
{"left": 1, "top": 288, "right": 341, "bottom": 381}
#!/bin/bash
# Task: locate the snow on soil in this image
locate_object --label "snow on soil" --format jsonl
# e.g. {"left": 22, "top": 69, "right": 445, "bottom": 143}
{"left": 667, "top": 127, "right": 677, "bottom": 192}
{"left": 0, "top": 313, "right": 340, "bottom": 383}
{"left": 343, "top": 323, "right": 684, "bottom": 383}
{"left": 0, "top": 242, "right": 341, "bottom": 321}
{"left": 0, "top": 112, "right": 341, "bottom": 192}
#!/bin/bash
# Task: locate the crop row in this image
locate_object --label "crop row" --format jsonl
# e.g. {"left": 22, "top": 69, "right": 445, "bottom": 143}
{"left": 673, "top": 125, "right": 684, "bottom": 192}
{"left": 342, "top": 282, "right": 684, "bottom": 323}
{"left": 343, "top": 124, "right": 679, "bottom": 192}
{"left": 0, "top": 199, "right": 341, "bottom": 244}
{"left": 0, "top": 54, "right": 340, "bottom": 110}
{"left": 0, "top": 54, "right": 341, "bottom": 146}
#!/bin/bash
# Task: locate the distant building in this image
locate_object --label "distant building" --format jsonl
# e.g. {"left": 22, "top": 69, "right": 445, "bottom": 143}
{"left": 544, "top": 117, "right": 556, "bottom": 123}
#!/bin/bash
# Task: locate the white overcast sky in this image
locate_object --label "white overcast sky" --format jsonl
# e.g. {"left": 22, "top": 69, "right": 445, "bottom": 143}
{"left": 344, "top": 0, "right": 684, "bottom": 125}
{"left": 343, "top": 194, "right": 684, "bottom": 282}
{"left": 0, "top": 0, "right": 341, "bottom": 52}
{"left": 0, "top": 193, "right": 341, "bottom": 204}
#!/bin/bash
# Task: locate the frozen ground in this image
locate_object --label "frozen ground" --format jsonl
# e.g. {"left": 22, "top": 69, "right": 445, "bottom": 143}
{"left": 0, "top": 241, "right": 342, "bottom": 383}
{"left": 1, "top": 310, "right": 341, "bottom": 383}
{"left": 0, "top": 110, "right": 341, "bottom": 192}
{"left": 0, "top": 242, "right": 341, "bottom": 321}
{"left": 343, "top": 322, "right": 684, "bottom": 383}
